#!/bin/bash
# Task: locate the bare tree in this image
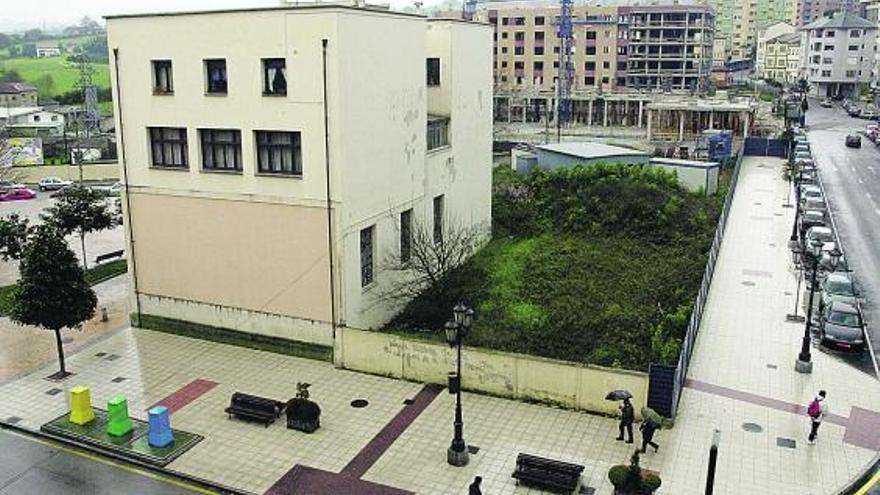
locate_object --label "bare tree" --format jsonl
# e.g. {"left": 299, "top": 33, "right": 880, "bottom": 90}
{"left": 377, "top": 215, "right": 489, "bottom": 305}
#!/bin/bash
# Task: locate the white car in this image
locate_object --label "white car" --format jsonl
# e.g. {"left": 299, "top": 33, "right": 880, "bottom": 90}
{"left": 820, "top": 99, "right": 833, "bottom": 108}
{"left": 38, "top": 176, "right": 73, "bottom": 191}
{"left": 90, "top": 182, "right": 122, "bottom": 197}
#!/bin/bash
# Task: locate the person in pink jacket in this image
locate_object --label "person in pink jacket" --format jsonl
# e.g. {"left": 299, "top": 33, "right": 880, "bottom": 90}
{"left": 807, "top": 390, "right": 827, "bottom": 444}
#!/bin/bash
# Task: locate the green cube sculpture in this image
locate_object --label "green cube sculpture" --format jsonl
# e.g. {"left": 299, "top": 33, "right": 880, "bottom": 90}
{"left": 106, "top": 395, "right": 133, "bottom": 437}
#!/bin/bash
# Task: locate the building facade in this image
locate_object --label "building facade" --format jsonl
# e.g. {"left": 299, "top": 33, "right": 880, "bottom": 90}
{"left": 801, "top": 12, "right": 877, "bottom": 97}
{"left": 106, "top": 7, "right": 492, "bottom": 347}
{"left": 756, "top": 23, "right": 802, "bottom": 82}
{"left": 0, "top": 82, "right": 38, "bottom": 107}
{"left": 798, "top": 0, "right": 862, "bottom": 27}
{"left": 475, "top": 0, "right": 714, "bottom": 99}
{"left": 707, "top": 0, "right": 796, "bottom": 60}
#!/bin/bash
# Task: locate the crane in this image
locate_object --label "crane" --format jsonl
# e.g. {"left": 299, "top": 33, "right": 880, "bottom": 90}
{"left": 556, "top": 0, "right": 575, "bottom": 132}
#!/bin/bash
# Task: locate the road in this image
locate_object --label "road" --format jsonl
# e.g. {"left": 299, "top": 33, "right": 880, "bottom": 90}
{"left": 0, "top": 191, "right": 124, "bottom": 286}
{"left": 806, "top": 101, "right": 880, "bottom": 376}
{"left": 0, "top": 429, "right": 208, "bottom": 495}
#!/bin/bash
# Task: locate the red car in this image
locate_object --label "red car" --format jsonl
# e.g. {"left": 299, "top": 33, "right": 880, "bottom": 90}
{"left": 0, "top": 188, "right": 37, "bottom": 201}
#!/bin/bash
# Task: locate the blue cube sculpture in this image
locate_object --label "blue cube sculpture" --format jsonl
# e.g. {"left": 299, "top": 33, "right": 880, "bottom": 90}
{"left": 148, "top": 406, "right": 174, "bottom": 448}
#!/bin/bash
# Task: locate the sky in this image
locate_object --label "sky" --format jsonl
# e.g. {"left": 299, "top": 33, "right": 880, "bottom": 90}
{"left": 0, "top": 0, "right": 457, "bottom": 32}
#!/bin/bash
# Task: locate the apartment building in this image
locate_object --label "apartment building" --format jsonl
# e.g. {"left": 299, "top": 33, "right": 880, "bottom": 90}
{"left": 105, "top": 6, "right": 492, "bottom": 347}
{"left": 477, "top": 0, "right": 714, "bottom": 100}
{"left": 708, "top": 0, "right": 795, "bottom": 60}
{"left": 802, "top": 11, "right": 877, "bottom": 97}
{"left": 799, "top": 0, "right": 862, "bottom": 26}
{"left": 756, "top": 22, "right": 802, "bottom": 83}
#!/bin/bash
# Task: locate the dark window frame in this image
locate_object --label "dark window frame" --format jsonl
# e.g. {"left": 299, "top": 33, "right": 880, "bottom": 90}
{"left": 152, "top": 60, "right": 173, "bottom": 94}
{"left": 427, "top": 58, "right": 441, "bottom": 86}
{"left": 400, "top": 209, "right": 413, "bottom": 263}
{"left": 255, "top": 130, "right": 302, "bottom": 176}
{"left": 205, "top": 59, "right": 228, "bottom": 95}
{"left": 262, "top": 58, "right": 287, "bottom": 96}
{"left": 427, "top": 117, "right": 450, "bottom": 151}
{"left": 360, "top": 226, "right": 375, "bottom": 287}
{"left": 199, "top": 129, "right": 242, "bottom": 172}
{"left": 149, "top": 127, "right": 188, "bottom": 168}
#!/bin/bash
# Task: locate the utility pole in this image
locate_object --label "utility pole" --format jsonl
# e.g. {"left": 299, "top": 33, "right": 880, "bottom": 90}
{"left": 74, "top": 53, "right": 100, "bottom": 184}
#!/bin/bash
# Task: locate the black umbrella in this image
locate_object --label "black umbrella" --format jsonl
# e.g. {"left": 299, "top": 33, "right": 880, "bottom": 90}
{"left": 605, "top": 390, "right": 633, "bottom": 401}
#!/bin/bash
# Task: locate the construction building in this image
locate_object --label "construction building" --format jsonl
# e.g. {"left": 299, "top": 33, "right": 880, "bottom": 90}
{"left": 756, "top": 22, "right": 802, "bottom": 83}
{"left": 476, "top": 0, "right": 714, "bottom": 96}
{"left": 106, "top": 6, "right": 492, "bottom": 347}
{"left": 801, "top": 11, "right": 877, "bottom": 97}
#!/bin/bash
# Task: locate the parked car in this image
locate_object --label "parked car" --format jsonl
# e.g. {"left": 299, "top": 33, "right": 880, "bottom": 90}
{"left": 860, "top": 109, "right": 880, "bottom": 120}
{"left": 795, "top": 151, "right": 812, "bottom": 161}
{"left": 0, "top": 188, "right": 36, "bottom": 202}
{"left": 819, "top": 301, "right": 865, "bottom": 351}
{"left": 819, "top": 272, "right": 859, "bottom": 313}
{"left": 795, "top": 143, "right": 810, "bottom": 154}
{"left": 795, "top": 158, "right": 816, "bottom": 171}
{"left": 804, "top": 226, "right": 836, "bottom": 252}
{"left": 799, "top": 209, "right": 826, "bottom": 238}
{"left": 845, "top": 134, "right": 861, "bottom": 148}
{"left": 799, "top": 184, "right": 823, "bottom": 201}
{"left": 820, "top": 98, "right": 834, "bottom": 108}
{"left": 90, "top": 182, "right": 122, "bottom": 197}
{"left": 848, "top": 106, "right": 862, "bottom": 117}
{"left": 38, "top": 176, "right": 73, "bottom": 191}
{"left": 802, "top": 197, "right": 827, "bottom": 218}
{"left": 0, "top": 180, "right": 26, "bottom": 194}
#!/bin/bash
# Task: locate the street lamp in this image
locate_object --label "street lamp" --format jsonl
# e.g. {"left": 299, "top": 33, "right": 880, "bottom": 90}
{"left": 786, "top": 244, "right": 806, "bottom": 323}
{"left": 445, "top": 303, "right": 473, "bottom": 467}
{"left": 788, "top": 161, "right": 802, "bottom": 250}
{"left": 795, "top": 240, "right": 841, "bottom": 373}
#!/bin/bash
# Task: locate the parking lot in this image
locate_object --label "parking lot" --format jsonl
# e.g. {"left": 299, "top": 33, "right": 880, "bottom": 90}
{"left": 0, "top": 190, "right": 125, "bottom": 287}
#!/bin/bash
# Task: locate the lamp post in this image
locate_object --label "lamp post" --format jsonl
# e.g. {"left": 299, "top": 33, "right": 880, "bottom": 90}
{"left": 786, "top": 245, "right": 806, "bottom": 323}
{"left": 788, "top": 161, "right": 802, "bottom": 251}
{"left": 796, "top": 240, "right": 842, "bottom": 373}
{"left": 445, "top": 302, "right": 473, "bottom": 467}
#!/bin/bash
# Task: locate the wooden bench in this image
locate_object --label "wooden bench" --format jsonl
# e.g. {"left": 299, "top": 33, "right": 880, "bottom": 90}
{"left": 95, "top": 249, "right": 124, "bottom": 265}
{"left": 512, "top": 452, "right": 584, "bottom": 494}
{"left": 224, "top": 392, "right": 285, "bottom": 427}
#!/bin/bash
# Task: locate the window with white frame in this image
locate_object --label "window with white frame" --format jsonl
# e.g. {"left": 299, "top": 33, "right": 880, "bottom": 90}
{"left": 152, "top": 60, "right": 173, "bottom": 94}
{"left": 149, "top": 127, "right": 188, "bottom": 168}
{"left": 199, "top": 129, "right": 241, "bottom": 171}
{"left": 427, "top": 117, "right": 449, "bottom": 150}
{"left": 255, "top": 131, "right": 302, "bottom": 175}
{"left": 262, "top": 58, "right": 287, "bottom": 96}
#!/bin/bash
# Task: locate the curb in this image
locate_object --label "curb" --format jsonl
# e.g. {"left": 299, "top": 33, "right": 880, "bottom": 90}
{"left": 0, "top": 420, "right": 251, "bottom": 495}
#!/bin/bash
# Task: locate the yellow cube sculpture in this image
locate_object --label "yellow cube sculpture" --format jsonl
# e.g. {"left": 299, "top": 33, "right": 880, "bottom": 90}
{"left": 69, "top": 386, "right": 96, "bottom": 425}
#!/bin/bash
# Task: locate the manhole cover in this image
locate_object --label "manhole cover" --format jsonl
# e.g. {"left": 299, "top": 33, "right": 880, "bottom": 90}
{"left": 350, "top": 399, "right": 369, "bottom": 408}
{"left": 742, "top": 422, "right": 763, "bottom": 433}
{"left": 776, "top": 437, "right": 796, "bottom": 448}
{"left": 784, "top": 291, "right": 792, "bottom": 296}
{"left": 754, "top": 202, "right": 763, "bottom": 205}
{"left": 766, "top": 364, "right": 777, "bottom": 369}
{"left": 742, "top": 281, "right": 756, "bottom": 286}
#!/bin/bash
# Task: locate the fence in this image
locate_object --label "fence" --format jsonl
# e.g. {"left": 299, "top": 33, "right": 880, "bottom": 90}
{"left": 647, "top": 148, "right": 745, "bottom": 417}
{"left": 743, "top": 137, "right": 788, "bottom": 158}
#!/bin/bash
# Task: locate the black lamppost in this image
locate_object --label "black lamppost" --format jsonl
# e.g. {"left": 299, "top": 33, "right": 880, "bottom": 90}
{"left": 445, "top": 303, "right": 473, "bottom": 467}
{"left": 795, "top": 240, "right": 842, "bottom": 373}
{"left": 789, "top": 161, "right": 802, "bottom": 250}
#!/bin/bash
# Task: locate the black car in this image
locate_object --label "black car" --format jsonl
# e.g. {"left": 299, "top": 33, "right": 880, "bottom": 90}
{"left": 845, "top": 134, "right": 861, "bottom": 148}
{"left": 820, "top": 301, "right": 865, "bottom": 351}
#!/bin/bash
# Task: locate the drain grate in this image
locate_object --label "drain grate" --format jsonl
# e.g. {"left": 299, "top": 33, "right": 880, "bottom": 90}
{"left": 742, "top": 422, "right": 763, "bottom": 433}
{"left": 45, "top": 388, "right": 63, "bottom": 396}
{"left": 766, "top": 364, "right": 777, "bottom": 369}
{"left": 350, "top": 399, "right": 369, "bottom": 408}
{"left": 742, "top": 281, "right": 756, "bottom": 286}
{"left": 776, "top": 437, "right": 796, "bottom": 449}
{"left": 111, "top": 376, "right": 127, "bottom": 383}
{"left": 94, "top": 352, "right": 107, "bottom": 357}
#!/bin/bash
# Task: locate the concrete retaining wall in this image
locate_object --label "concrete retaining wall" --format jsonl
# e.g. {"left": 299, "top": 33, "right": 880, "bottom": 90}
{"left": 13, "top": 163, "right": 119, "bottom": 183}
{"left": 334, "top": 327, "right": 649, "bottom": 416}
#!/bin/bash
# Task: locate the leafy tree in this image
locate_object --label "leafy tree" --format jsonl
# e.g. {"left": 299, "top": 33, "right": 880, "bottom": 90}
{"left": 21, "top": 43, "right": 36, "bottom": 58}
{"left": 10, "top": 224, "right": 96, "bottom": 379}
{"left": 0, "top": 34, "right": 11, "bottom": 49}
{"left": 33, "top": 74, "right": 56, "bottom": 97}
{"left": 0, "top": 70, "right": 24, "bottom": 84}
{"left": 0, "top": 214, "right": 30, "bottom": 261}
{"left": 43, "top": 185, "right": 119, "bottom": 270}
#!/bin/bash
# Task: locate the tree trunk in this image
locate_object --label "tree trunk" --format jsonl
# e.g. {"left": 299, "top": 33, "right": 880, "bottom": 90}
{"left": 54, "top": 328, "right": 66, "bottom": 377}
{"left": 80, "top": 230, "right": 88, "bottom": 271}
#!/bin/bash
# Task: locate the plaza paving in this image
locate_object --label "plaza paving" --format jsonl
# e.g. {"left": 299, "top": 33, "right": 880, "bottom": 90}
{"left": 0, "top": 156, "right": 877, "bottom": 494}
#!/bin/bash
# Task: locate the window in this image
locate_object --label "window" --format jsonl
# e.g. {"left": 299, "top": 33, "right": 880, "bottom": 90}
{"left": 535, "top": 16, "right": 545, "bottom": 25}
{"left": 400, "top": 209, "right": 412, "bottom": 263}
{"left": 33, "top": 115, "right": 40, "bottom": 122}
{"left": 850, "top": 29, "right": 861, "bottom": 37}
{"left": 205, "top": 59, "right": 228, "bottom": 94}
{"left": 586, "top": 31, "right": 597, "bottom": 40}
{"left": 534, "top": 61, "right": 543, "bottom": 71}
{"left": 534, "top": 46, "right": 544, "bottom": 55}
{"left": 602, "top": 61, "right": 610, "bottom": 69}
{"left": 262, "top": 58, "right": 287, "bottom": 96}
{"left": 535, "top": 32, "right": 544, "bottom": 41}
{"left": 501, "top": 61, "right": 508, "bottom": 68}
{"left": 849, "top": 45, "right": 859, "bottom": 51}
{"left": 514, "top": 32, "right": 524, "bottom": 41}
{"left": 821, "top": 70, "right": 831, "bottom": 77}
{"left": 515, "top": 46, "right": 524, "bottom": 55}
{"left": 426, "top": 58, "right": 441, "bottom": 86}
{"left": 501, "top": 17, "right": 509, "bottom": 25}
{"left": 149, "top": 127, "right": 188, "bottom": 168}
{"left": 502, "top": 32, "right": 508, "bottom": 39}
{"left": 152, "top": 60, "right": 173, "bottom": 94}
{"left": 427, "top": 117, "right": 449, "bottom": 150}
{"left": 360, "top": 226, "right": 374, "bottom": 287}
{"left": 255, "top": 131, "right": 302, "bottom": 175}
{"left": 602, "top": 76, "right": 609, "bottom": 84}
{"left": 433, "top": 195, "right": 444, "bottom": 244}
{"left": 585, "top": 76, "right": 595, "bottom": 85}
{"left": 199, "top": 129, "right": 242, "bottom": 171}
{"left": 823, "top": 45, "right": 833, "bottom": 51}
{"left": 586, "top": 46, "right": 596, "bottom": 55}
{"left": 585, "top": 61, "right": 596, "bottom": 70}
{"left": 825, "top": 31, "right": 835, "bottom": 37}
{"left": 502, "top": 47, "right": 508, "bottom": 53}
{"left": 822, "top": 57, "right": 832, "bottom": 64}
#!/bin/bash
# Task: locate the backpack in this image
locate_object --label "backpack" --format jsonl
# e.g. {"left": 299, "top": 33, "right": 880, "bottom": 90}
{"left": 807, "top": 399, "right": 821, "bottom": 418}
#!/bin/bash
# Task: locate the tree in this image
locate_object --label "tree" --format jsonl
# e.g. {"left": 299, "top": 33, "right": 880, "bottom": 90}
{"left": 33, "top": 74, "right": 56, "bottom": 97}
{"left": 10, "top": 224, "right": 96, "bottom": 379}
{"left": 0, "top": 214, "right": 30, "bottom": 261}
{"left": 0, "top": 70, "right": 24, "bottom": 83}
{"left": 43, "top": 185, "right": 119, "bottom": 270}
{"left": 0, "top": 34, "right": 11, "bottom": 49}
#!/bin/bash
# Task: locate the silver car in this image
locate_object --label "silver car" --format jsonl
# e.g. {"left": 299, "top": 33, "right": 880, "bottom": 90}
{"left": 805, "top": 226, "right": 836, "bottom": 252}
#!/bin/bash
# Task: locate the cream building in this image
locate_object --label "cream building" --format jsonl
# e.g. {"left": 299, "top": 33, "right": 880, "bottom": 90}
{"left": 756, "top": 22, "right": 802, "bottom": 83}
{"left": 106, "top": 6, "right": 492, "bottom": 348}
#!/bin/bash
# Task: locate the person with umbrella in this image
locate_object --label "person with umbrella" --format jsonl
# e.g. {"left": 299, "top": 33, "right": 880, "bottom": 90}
{"left": 616, "top": 398, "right": 635, "bottom": 443}
{"left": 639, "top": 407, "right": 662, "bottom": 454}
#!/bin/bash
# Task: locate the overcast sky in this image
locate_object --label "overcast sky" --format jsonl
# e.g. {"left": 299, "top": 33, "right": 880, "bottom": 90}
{"left": 1, "top": 0, "right": 454, "bottom": 32}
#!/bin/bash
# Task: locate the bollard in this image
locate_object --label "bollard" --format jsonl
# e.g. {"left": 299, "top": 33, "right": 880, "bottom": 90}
{"left": 69, "top": 386, "right": 96, "bottom": 425}
{"left": 101, "top": 307, "right": 108, "bottom": 322}
{"left": 106, "top": 395, "right": 133, "bottom": 437}
{"left": 148, "top": 406, "right": 174, "bottom": 448}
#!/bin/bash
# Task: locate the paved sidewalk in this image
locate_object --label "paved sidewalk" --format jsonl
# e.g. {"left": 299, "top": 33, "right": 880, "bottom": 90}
{"left": 655, "top": 156, "right": 880, "bottom": 494}
{"left": 0, "top": 157, "right": 876, "bottom": 495}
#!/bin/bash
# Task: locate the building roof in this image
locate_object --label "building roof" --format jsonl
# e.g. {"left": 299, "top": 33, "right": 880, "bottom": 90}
{"left": 0, "top": 82, "right": 37, "bottom": 94}
{"left": 536, "top": 142, "right": 647, "bottom": 160}
{"left": 104, "top": 4, "right": 425, "bottom": 21}
{"left": 0, "top": 107, "right": 44, "bottom": 119}
{"left": 804, "top": 11, "right": 876, "bottom": 30}
{"left": 768, "top": 32, "right": 801, "bottom": 44}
